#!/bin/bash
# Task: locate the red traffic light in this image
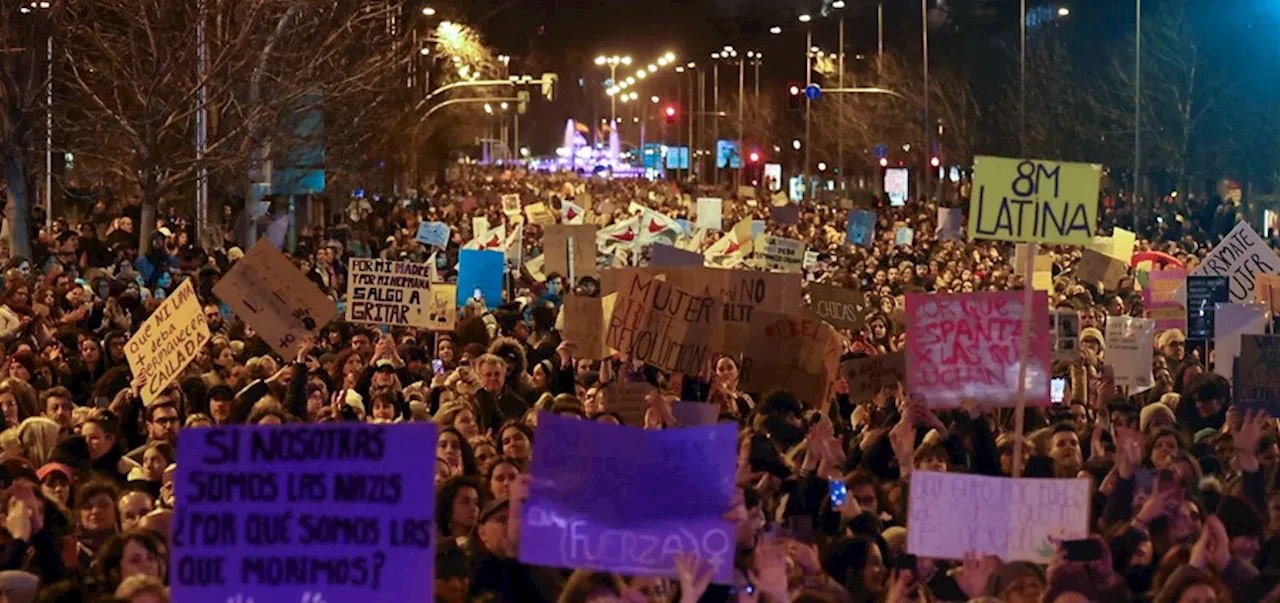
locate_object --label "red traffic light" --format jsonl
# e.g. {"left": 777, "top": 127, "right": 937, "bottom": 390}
{"left": 749, "top": 151, "right": 760, "bottom": 163}
{"left": 664, "top": 106, "right": 676, "bottom": 117}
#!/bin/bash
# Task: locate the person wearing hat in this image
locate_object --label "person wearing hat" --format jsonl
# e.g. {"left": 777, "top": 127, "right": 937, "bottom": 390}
{"left": 985, "top": 560, "right": 1045, "bottom": 603}
{"left": 469, "top": 483, "right": 563, "bottom": 601}
{"left": 1080, "top": 327, "right": 1106, "bottom": 360}
{"left": 1140, "top": 403, "right": 1177, "bottom": 435}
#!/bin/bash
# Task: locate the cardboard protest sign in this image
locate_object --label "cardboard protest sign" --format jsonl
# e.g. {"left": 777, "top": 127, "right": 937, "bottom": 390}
{"left": 346, "top": 259, "right": 434, "bottom": 328}
{"left": 1186, "top": 276, "right": 1229, "bottom": 340}
{"left": 1212, "top": 303, "right": 1267, "bottom": 380}
{"left": 423, "top": 285, "right": 456, "bottom": 331}
{"left": 171, "top": 422, "right": 439, "bottom": 603}
{"left": 543, "top": 224, "right": 599, "bottom": 287}
{"left": 769, "top": 204, "right": 799, "bottom": 225}
{"left": 1077, "top": 248, "right": 1128, "bottom": 290}
{"left": 907, "top": 471, "right": 1090, "bottom": 563}
{"left": 1236, "top": 336, "right": 1280, "bottom": 413}
{"left": 753, "top": 235, "right": 805, "bottom": 273}
{"left": 905, "top": 290, "right": 1052, "bottom": 408}
{"left": 936, "top": 207, "right": 963, "bottom": 241}
{"left": 602, "top": 380, "right": 655, "bottom": 426}
{"left": 1013, "top": 245, "right": 1055, "bottom": 291}
{"left": 456, "top": 250, "right": 505, "bottom": 310}
{"left": 605, "top": 270, "right": 719, "bottom": 374}
{"left": 524, "top": 201, "right": 557, "bottom": 226}
{"left": 501, "top": 193, "right": 521, "bottom": 216}
{"left": 742, "top": 312, "right": 840, "bottom": 408}
{"left": 671, "top": 402, "right": 720, "bottom": 426}
{"left": 519, "top": 413, "right": 736, "bottom": 582}
{"left": 808, "top": 284, "right": 869, "bottom": 332}
{"left": 1090, "top": 227, "right": 1137, "bottom": 263}
{"left": 415, "top": 221, "right": 450, "bottom": 248}
{"left": 1256, "top": 274, "right": 1280, "bottom": 314}
{"left": 1145, "top": 269, "right": 1187, "bottom": 330}
{"left": 214, "top": 239, "right": 337, "bottom": 358}
{"left": 696, "top": 197, "right": 723, "bottom": 231}
{"left": 562, "top": 295, "right": 605, "bottom": 359}
{"left": 1188, "top": 221, "right": 1280, "bottom": 302}
{"left": 1105, "top": 316, "right": 1155, "bottom": 389}
{"left": 125, "top": 280, "right": 210, "bottom": 405}
{"left": 840, "top": 351, "right": 906, "bottom": 403}
{"left": 968, "top": 156, "right": 1101, "bottom": 245}
{"left": 846, "top": 210, "right": 876, "bottom": 247}
{"left": 737, "top": 185, "right": 756, "bottom": 199}
{"left": 664, "top": 268, "right": 803, "bottom": 355}
{"left": 650, "top": 243, "right": 704, "bottom": 268}
{"left": 894, "top": 226, "right": 915, "bottom": 246}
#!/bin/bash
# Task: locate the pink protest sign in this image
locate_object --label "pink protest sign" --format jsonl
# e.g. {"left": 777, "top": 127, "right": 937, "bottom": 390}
{"left": 1144, "top": 269, "right": 1187, "bottom": 331}
{"left": 906, "top": 290, "right": 1051, "bottom": 408}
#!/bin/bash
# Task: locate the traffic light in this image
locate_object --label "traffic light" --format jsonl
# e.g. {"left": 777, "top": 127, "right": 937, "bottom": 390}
{"left": 664, "top": 105, "right": 676, "bottom": 124}
{"left": 930, "top": 156, "right": 941, "bottom": 168}
{"left": 787, "top": 83, "right": 802, "bottom": 111}
{"left": 879, "top": 157, "right": 889, "bottom": 167}
{"left": 748, "top": 151, "right": 760, "bottom": 163}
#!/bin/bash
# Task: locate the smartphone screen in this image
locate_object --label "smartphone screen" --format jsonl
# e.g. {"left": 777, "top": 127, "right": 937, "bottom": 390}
{"left": 1063, "top": 539, "right": 1103, "bottom": 562}
{"left": 432, "top": 359, "right": 445, "bottom": 376}
{"left": 472, "top": 287, "right": 482, "bottom": 301}
{"left": 828, "top": 480, "right": 848, "bottom": 508}
{"left": 1051, "top": 378, "right": 1066, "bottom": 404}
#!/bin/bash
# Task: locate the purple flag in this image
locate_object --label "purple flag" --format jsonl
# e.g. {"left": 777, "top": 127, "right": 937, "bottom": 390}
{"left": 171, "top": 423, "right": 438, "bottom": 603}
{"left": 519, "top": 413, "right": 737, "bottom": 582}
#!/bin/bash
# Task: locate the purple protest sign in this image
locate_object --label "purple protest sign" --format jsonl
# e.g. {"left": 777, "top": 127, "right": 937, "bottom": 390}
{"left": 171, "top": 423, "right": 438, "bottom": 603}
{"left": 519, "top": 413, "right": 737, "bottom": 582}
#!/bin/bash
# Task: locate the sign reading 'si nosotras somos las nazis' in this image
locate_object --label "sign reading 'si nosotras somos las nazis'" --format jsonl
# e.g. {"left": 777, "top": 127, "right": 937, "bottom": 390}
{"left": 968, "top": 156, "right": 1102, "bottom": 246}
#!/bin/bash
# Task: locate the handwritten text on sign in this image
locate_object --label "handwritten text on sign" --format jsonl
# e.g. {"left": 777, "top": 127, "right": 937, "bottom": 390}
{"left": 346, "top": 259, "right": 434, "bottom": 328}
{"left": 171, "top": 423, "right": 438, "bottom": 603}
{"left": 905, "top": 290, "right": 1051, "bottom": 408}
{"left": 605, "top": 271, "right": 719, "bottom": 374}
{"left": 1189, "top": 221, "right": 1280, "bottom": 303}
{"left": 519, "top": 413, "right": 736, "bottom": 583}
{"left": 968, "top": 156, "right": 1100, "bottom": 245}
{"left": 125, "top": 279, "right": 211, "bottom": 406}
{"left": 907, "top": 471, "right": 1089, "bottom": 563}
{"left": 212, "top": 239, "right": 336, "bottom": 358}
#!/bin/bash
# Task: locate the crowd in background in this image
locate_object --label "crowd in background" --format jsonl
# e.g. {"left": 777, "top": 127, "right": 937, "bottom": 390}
{"left": 0, "top": 163, "right": 1267, "bottom": 602}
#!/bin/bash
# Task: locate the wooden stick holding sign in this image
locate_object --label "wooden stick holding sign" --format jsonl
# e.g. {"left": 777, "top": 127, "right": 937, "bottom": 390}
{"left": 1012, "top": 242, "right": 1035, "bottom": 479}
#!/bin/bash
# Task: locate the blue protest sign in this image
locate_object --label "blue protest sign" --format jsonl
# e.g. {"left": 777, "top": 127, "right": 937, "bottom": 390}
{"left": 895, "top": 226, "right": 915, "bottom": 246}
{"left": 171, "top": 422, "right": 438, "bottom": 603}
{"left": 519, "top": 413, "right": 737, "bottom": 583}
{"left": 457, "top": 249, "right": 505, "bottom": 309}
{"left": 415, "top": 221, "right": 451, "bottom": 248}
{"left": 846, "top": 210, "right": 876, "bottom": 247}
{"left": 751, "top": 220, "right": 766, "bottom": 240}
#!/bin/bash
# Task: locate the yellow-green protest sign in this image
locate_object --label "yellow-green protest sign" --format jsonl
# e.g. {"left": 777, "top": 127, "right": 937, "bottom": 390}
{"left": 968, "top": 156, "right": 1101, "bottom": 246}
{"left": 125, "top": 279, "right": 210, "bottom": 406}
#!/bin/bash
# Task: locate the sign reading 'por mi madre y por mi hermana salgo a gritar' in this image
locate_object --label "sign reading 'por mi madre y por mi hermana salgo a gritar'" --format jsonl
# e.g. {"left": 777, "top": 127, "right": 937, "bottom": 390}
{"left": 967, "top": 156, "right": 1102, "bottom": 246}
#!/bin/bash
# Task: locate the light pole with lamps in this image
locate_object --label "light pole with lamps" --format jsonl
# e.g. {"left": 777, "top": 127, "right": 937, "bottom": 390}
{"left": 800, "top": 13, "right": 812, "bottom": 200}
{"left": 594, "top": 55, "right": 632, "bottom": 123}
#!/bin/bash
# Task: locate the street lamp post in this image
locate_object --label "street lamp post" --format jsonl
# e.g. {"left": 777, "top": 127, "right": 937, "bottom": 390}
{"left": 836, "top": 3, "right": 845, "bottom": 188}
{"left": 921, "top": 0, "right": 931, "bottom": 200}
{"left": 711, "top": 52, "right": 721, "bottom": 186}
{"left": 803, "top": 16, "right": 812, "bottom": 201}
{"left": 595, "top": 54, "right": 632, "bottom": 124}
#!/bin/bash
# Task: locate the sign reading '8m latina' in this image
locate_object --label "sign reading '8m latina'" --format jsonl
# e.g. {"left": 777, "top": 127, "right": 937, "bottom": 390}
{"left": 968, "top": 156, "right": 1101, "bottom": 246}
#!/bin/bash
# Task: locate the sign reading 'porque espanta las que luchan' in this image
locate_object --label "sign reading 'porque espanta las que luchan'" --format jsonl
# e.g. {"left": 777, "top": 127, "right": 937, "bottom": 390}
{"left": 968, "top": 156, "right": 1101, "bottom": 246}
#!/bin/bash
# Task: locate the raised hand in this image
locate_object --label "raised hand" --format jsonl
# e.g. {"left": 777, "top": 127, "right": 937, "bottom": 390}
{"left": 674, "top": 553, "right": 713, "bottom": 603}
{"left": 955, "top": 551, "right": 999, "bottom": 598}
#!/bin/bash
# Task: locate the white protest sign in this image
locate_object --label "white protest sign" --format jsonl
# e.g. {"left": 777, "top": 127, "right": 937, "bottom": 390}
{"left": 752, "top": 235, "right": 805, "bottom": 273}
{"left": 1188, "top": 221, "right": 1280, "bottom": 303}
{"left": 907, "top": 471, "right": 1090, "bottom": 563}
{"left": 346, "top": 258, "right": 435, "bottom": 328}
{"left": 1213, "top": 302, "right": 1268, "bottom": 380}
{"left": 696, "top": 197, "right": 723, "bottom": 231}
{"left": 1104, "top": 316, "right": 1155, "bottom": 389}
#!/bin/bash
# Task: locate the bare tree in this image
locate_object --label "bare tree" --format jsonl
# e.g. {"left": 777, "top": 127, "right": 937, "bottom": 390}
{"left": 0, "top": 6, "right": 55, "bottom": 259}
{"left": 56, "top": 0, "right": 418, "bottom": 251}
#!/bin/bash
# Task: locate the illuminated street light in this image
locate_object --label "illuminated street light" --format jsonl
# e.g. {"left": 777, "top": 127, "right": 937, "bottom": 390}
{"left": 419, "top": 48, "right": 430, "bottom": 55}
{"left": 663, "top": 52, "right": 675, "bottom": 62}
{"left": 636, "top": 70, "right": 646, "bottom": 79}
{"left": 711, "top": 52, "right": 721, "bottom": 59}
{"left": 675, "top": 66, "right": 685, "bottom": 73}
{"left": 792, "top": 139, "right": 802, "bottom": 150}
{"left": 626, "top": 76, "right": 635, "bottom": 84}
{"left": 769, "top": 26, "right": 782, "bottom": 34}
{"left": 798, "top": 14, "right": 812, "bottom": 23}
{"left": 1057, "top": 6, "right": 1070, "bottom": 16}
{"left": 650, "top": 95, "right": 659, "bottom": 103}
{"left": 817, "top": 162, "right": 827, "bottom": 171}
{"left": 499, "top": 102, "right": 509, "bottom": 110}
{"left": 686, "top": 62, "right": 696, "bottom": 68}
{"left": 647, "top": 64, "right": 657, "bottom": 73}
{"left": 484, "top": 103, "right": 493, "bottom": 114}
{"left": 832, "top": 0, "right": 846, "bottom": 7}
{"left": 421, "top": 6, "right": 436, "bottom": 15}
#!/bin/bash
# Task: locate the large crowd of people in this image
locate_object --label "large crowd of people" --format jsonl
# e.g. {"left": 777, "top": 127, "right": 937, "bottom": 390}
{"left": 0, "top": 162, "right": 1268, "bottom": 603}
